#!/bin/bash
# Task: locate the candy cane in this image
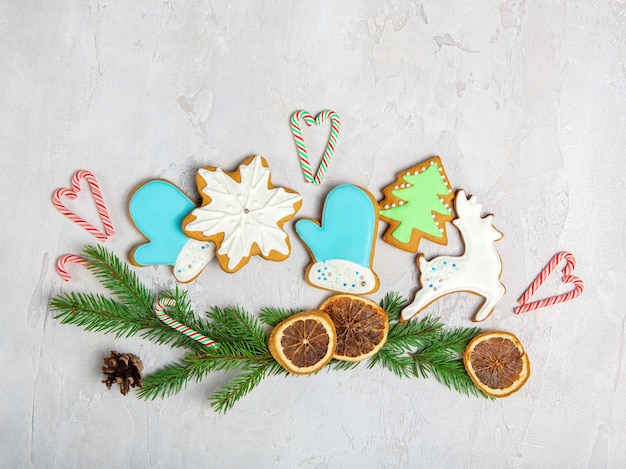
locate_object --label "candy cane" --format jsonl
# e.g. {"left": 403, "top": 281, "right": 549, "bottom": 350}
{"left": 154, "top": 298, "right": 218, "bottom": 349}
{"left": 52, "top": 170, "right": 115, "bottom": 241}
{"left": 514, "top": 252, "right": 584, "bottom": 314}
{"left": 517, "top": 252, "right": 575, "bottom": 305}
{"left": 291, "top": 111, "right": 315, "bottom": 183}
{"left": 57, "top": 254, "right": 90, "bottom": 282}
{"left": 290, "top": 110, "right": 341, "bottom": 186}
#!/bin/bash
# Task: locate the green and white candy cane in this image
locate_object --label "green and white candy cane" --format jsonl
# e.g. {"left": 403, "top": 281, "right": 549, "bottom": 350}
{"left": 290, "top": 110, "right": 341, "bottom": 186}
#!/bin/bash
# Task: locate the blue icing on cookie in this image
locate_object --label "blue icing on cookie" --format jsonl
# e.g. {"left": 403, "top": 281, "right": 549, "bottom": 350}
{"left": 296, "top": 184, "right": 377, "bottom": 267}
{"left": 129, "top": 180, "right": 196, "bottom": 266}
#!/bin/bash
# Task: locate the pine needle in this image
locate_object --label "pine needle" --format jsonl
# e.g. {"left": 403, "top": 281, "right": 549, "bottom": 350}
{"left": 50, "top": 292, "right": 149, "bottom": 338}
{"left": 368, "top": 294, "right": 442, "bottom": 376}
{"left": 83, "top": 245, "right": 155, "bottom": 311}
{"left": 379, "top": 291, "right": 407, "bottom": 322}
{"left": 203, "top": 305, "right": 269, "bottom": 354}
{"left": 368, "top": 294, "right": 489, "bottom": 398}
{"left": 410, "top": 326, "right": 491, "bottom": 399}
{"left": 138, "top": 361, "right": 197, "bottom": 400}
{"left": 209, "top": 361, "right": 286, "bottom": 413}
{"left": 49, "top": 288, "right": 210, "bottom": 350}
{"left": 258, "top": 306, "right": 300, "bottom": 327}
{"left": 367, "top": 348, "right": 414, "bottom": 378}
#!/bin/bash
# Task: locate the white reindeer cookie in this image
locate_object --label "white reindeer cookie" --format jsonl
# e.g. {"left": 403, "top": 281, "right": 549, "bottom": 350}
{"left": 400, "top": 190, "right": 505, "bottom": 323}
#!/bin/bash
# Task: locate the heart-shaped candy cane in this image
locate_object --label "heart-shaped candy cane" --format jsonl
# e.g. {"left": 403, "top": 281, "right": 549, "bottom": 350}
{"left": 52, "top": 170, "right": 115, "bottom": 242}
{"left": 514, "top": 251, "right": 584, "bottom": 314}
{"left": 290, "top": 110, "right": 341, "bottom": 186}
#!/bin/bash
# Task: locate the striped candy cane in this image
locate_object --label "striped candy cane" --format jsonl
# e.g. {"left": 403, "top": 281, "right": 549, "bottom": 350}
{"left": 514, "top": 252, "right": 584, "bottom": 314}
{"left": 290, "top": 110, "right": 341, "bottom": 186}
{"left": 52, "top": 170, "right": 115, "bottom": 242}
{"left": 154, "top": 298, "right": 218, "bottom": 349}
{"left": 57, "top": 254, "right": 90, "bottom": 282}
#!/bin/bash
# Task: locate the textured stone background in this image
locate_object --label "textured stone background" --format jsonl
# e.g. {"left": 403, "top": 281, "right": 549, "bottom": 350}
{"left": 1, "top": 1, "right": 625, "bottom": 467}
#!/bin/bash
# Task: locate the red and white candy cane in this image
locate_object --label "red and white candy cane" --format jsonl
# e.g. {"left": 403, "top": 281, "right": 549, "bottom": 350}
{"left": 52, "top": 170, "right": 115, "bottom": 242}
{"left": 57, "top": 254, "right": 90, "bottom": 282}
{"left": 154, "top": 298, "right": 218, "bottom": 349}
{"left": 514, "top": 251, "right": 584, "bottom": 314}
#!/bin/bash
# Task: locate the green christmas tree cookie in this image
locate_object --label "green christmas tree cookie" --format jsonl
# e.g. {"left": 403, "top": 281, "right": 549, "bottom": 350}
{"left": 378, "top": 156, "right": 454, "bottom": 252}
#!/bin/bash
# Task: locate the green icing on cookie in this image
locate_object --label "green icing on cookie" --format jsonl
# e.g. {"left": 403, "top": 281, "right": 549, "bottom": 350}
{"left": 379, "top": 162, "right": 451, "bottom": 244}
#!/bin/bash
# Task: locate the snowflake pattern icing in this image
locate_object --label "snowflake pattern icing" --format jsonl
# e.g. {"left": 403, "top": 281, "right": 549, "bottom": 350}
{"left": 184, "top": 155, "right": 302, "bottom": 272}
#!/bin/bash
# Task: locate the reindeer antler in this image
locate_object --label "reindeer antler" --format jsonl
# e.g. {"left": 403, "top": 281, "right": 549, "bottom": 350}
{"left": 454, "top": 190, "right": 483, "bottom": 218}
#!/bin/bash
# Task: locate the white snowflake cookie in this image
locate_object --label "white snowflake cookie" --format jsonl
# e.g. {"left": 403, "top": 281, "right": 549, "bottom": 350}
{"left": 183, "top": 155, "right": 303, "bottom": 273}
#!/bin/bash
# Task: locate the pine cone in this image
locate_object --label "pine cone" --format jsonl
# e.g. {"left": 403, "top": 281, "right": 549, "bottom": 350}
{"left": 101, "top": 351, "right": 144, "bottom": 396}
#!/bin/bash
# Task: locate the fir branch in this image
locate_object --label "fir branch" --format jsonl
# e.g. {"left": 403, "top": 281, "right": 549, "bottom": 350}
{"left": 379, "top": 292, "right": 444, "bottom": 351}
{"left": 367, "top": 348, "right": 413, "bottom": 378}
{"left": 50, "top": 248, "right": 491, "bottom": 409}
{"left": 379, "top": 291, "right": 408, "bottom": 322}
{"left": 209, "top": 360, "right": 287, "bottom": 413}
{"left": 433, "top": 325, "right": 483, "bottom": 356}
{"left": 83, "top": 244, "right": 155, "bottom": 311}
{"left": 382, "top": 315, "right": 444, "bottom": 353}
{"left": 410, "top": 326, "right": 490, "bottom": 399}
{"left": 368, "top": 295, "right": 443, "bottom": 375}
{"left": 258, "top": 306, "right": 300, "bottom": 327}
{"left": 187, "top": 345, "right": 274, "bottom": 375}
{"left": 369, "top": 294, "right": 488, "bottom": 397}
{"left": 139, "top": 351, "right": 277, "bottom": 402}
{"left": 139, "top": 353, "right": 221, "bottom": 401}
{"left": 49, "top": 290, "right": 209, "bottom": 350}
{"left": 204, "top": 305, "right": 268, "bottom": 353}
{"left": 50, "top": 292, "right": 150, "bottom": 338}
{"left": 138, "top": 361, "right": 196, "bottom": 400}
{"left": 410, "top": 350, "right": 488, "bottom": 398}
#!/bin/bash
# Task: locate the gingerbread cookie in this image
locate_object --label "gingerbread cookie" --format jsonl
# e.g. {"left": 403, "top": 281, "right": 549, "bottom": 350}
{"left": 401, "top": 190, "right": 505, "bottom": 323}
{"left": 129, "top": 179, "right": 215, "bottom": 283}
{"left": 378, "top": 156, "right": 454, "bottom": 252}
{"left": 296, "top": 184, "right": 379, "bottom": 294}
{"left": 182, "top": 155, "right": 302, "bottom": 273}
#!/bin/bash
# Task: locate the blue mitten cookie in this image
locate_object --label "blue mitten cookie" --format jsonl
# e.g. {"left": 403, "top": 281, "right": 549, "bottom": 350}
{"left": 296, "top": 184, "right": 379, "bottom": 294}
{"left": 129, "top": 179, "right": 214, "bottom": 283}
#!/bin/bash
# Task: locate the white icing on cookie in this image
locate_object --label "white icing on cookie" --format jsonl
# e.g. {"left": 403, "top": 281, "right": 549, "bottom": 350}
{"left": 184, "top": 155, "right": 302, "bottom": 272}
{"left": 174, "top": 239, "right": 215, "bottom": 283}
{"left": 307, "top": 260, "right": 377, "bottom": 294}
{"left": 401, "top": 190, "right": 505, "bottom": 322}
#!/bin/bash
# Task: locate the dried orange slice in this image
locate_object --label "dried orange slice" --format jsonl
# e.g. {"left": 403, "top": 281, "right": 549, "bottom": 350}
{"left": 319, "top": 294, "right": 389, "bottom": 362}
{"left": 268, "top": 310, "right": 337, "bottom": 374}
{"left": 464, "top": 331, "right": 530, "bottom": 397}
